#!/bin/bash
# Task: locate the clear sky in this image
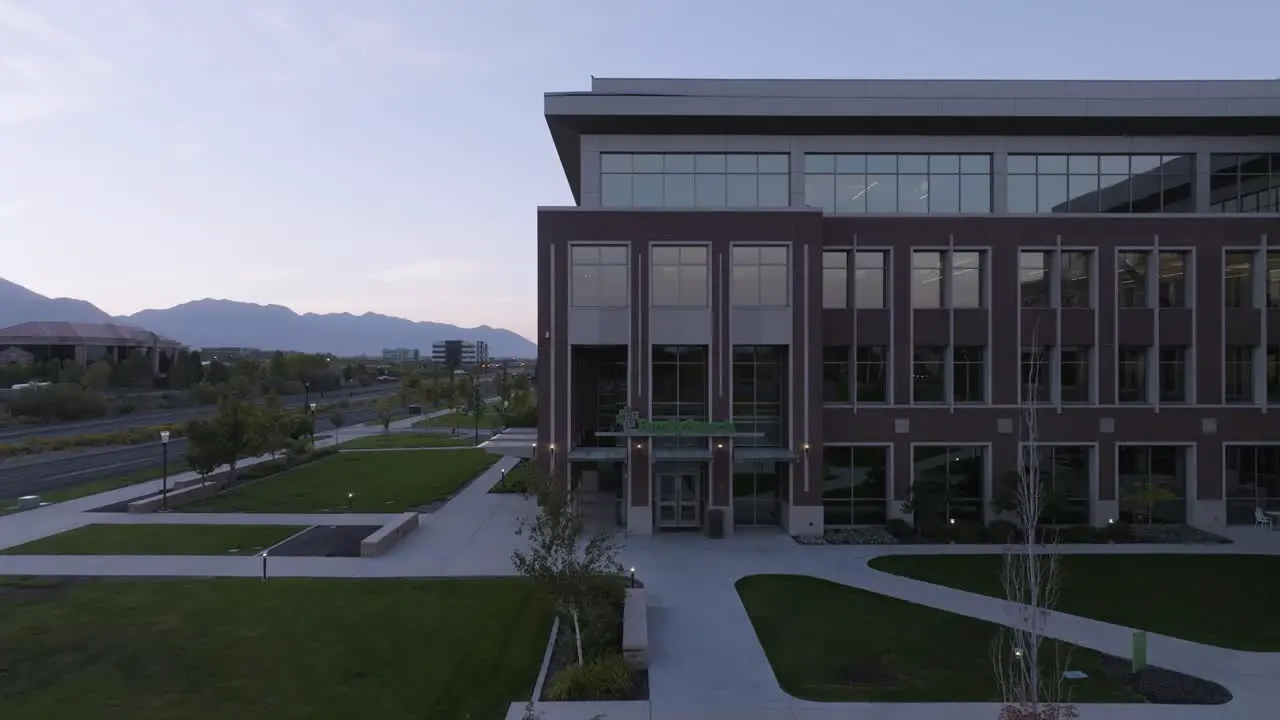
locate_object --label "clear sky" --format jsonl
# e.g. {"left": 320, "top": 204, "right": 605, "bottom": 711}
{"left": 1, "top": 0, "right": 1277, "bottom": 342}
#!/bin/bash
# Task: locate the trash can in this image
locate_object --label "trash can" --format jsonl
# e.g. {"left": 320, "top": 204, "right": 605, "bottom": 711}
{"left": 707, "top": 508, "right": 725, "bottom": 539}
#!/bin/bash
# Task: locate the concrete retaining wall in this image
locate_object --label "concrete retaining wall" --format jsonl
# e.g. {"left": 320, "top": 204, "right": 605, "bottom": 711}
{"left": 622, "top": 587, "right": 648, "bottom": 670}
{"left": 359, "top": 512, "right": 419, "bottom": 557}
{"left": 127, "top": 478, "right": 228, "bottom": 513}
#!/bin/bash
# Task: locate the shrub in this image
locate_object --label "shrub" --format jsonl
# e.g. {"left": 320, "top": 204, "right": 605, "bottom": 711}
{"left": 984, "top": 519, "right": 1021, "bottom": 543}
{"left": 1055, "top": 524, "right": 1099, "bottom": 544}
{"left": 884, "top": 518, "right": 912, "bottom": 537}
{"left": 9, "top": 384, "right": 108, "bottom": 423}
{"left": 952, "top": 518, "right": 985, "bottom": 544}
{"left": 544, "top": 655, "right": 633, "bottom": 701}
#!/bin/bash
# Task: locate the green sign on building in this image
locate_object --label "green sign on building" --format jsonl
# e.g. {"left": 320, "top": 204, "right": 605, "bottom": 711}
{"left": 608, "top": 407, "right": 743, "bottom": 437}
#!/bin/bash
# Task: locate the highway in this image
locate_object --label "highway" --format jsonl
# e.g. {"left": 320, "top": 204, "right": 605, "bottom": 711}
{"left": 0, "top": 385, "right": 401, "bottom": 443}
{"left": 0, "top": 405, "right": 409, "bottom": 500}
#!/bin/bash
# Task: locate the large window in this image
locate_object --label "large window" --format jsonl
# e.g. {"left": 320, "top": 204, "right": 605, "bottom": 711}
{"left": 1060, "top": 251, "right": 1092, "bottom": 308}
{"left": 1118, "top": 445, "right": 1187, "bottom": 524}
{"left": 1019, "top": 250, "right": 1092, "bottom": 308}
{"left": 822, "top": 446, "right": 889, "bottom": 526}
{"left": 912, "top": 446, "right": 985, "bottom": 524}
{"left": 1268, "top": 346, "right": 1280, "bottom": 404}
{"left": 1158, "top": 347, "right": 1187, "bottom": 403}
{"left": 570, "top": 245, "right": 628, "bottom": 307}
{"left": 952, "top": 346, "right": 985, "bottom": 403}
{"left": 854, "top": 251, "right": 887, "bottom": 308}
{"left": 1225, "top": 345, "right": 1255, "bottom": 404}
{"left": 1021, "top": 346, "right": 1050, "bottom": 403}
{"left": 651, "top": 345, "right": 708, "bottom": 449}
{"left": 822, "top": 250, "right": 848, "bottom": 308}
{"left": 1007, "top": 154, "right": 1194, "bottom": 213}
{"left": 732, "top": 246, "right": 789, "bottom": 307}
{"left": 1117, "top": 251, "right": 1150, "bottom": 308}
{"left": 733, "top": 461, "right": 782, "bottom": 527}
{"left": 1157, "top": 252, "right": 1189, "bottom": 308}
{"left": 731, "top": 345, "right": 783, "bottom": 447}
{"left": 804, "top": 153, "right": 992, "bottom": 214}
{"left": 1269, "top": 252, "right": 1280, "bottom": 308}
{"left": 912, "top": 346, "right": 946, "bottom": 403}
{"left": 1023, "top": 445, "right": 1091, "bottom": 525}
{"left": 651, "top": 245, "right": 709, "bottom": 307}
{"left": 1210, "top": 153, "right": 1280, "bottom": 213}
{"left": 1019, "top": 251, "right": 1049, "bottom": 307}
{"left": 1117, "top": 346, "right": 1148, "bottom": 403}
{"left": 1224, "top": 445, "right": 1280, "bottom": 524}
{"left": 822, "top": 346, "right": 849, "bottom": 403}
{"left": 911, "top": 250, "right": 985, "bottom": 308}
{"left": 1059, "top": 346, "right": 1091, "bottom": 403}
{"left": 855, "top": 346, "right": 889, "bottom": 403}
{"left": 1225, "top": 251, "right": 1254, "bottom": 308}
{"left": 601, "top": 153, "right": 790, "bottom": 208}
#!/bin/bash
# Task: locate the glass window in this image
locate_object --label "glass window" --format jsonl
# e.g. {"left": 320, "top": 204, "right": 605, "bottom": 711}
{"left": 1159, "top": 347, "right": 1187, "bottom": 403}
{"left": 732, "top": 245, "right": 789, "bottom": 307}
{"left": 822, "top": 446, "right": 889, "bottom": 527}
{"left": 853, "top": 251, "right": 887, "bottom": 309}
{"left": 570, "top": 245, "right": 628, "bottom": 307}
{"left": 911, "top": 251, "right": 943, "bottom": 308}
{"left": 1157, "top": 252, "right": 1188, "bottom": 308}
{"left": 804, "top": 153, "right": 992, "bottom": 214}
{"left": 1117, "top": 346, "right": 1148, "bottom": 403}
{"left": 1021, "top": 346, "right": 1050, "bottom": 402}
{"left": 951, "top": 251, "right": 984, "bottom": 308}
{"left": 1060, "top": 251, "right": 1092, "bottom": 308}
{"left": 1059, "top": 346, "right": 1090, "bottom": 403}
{"left": 1268, "top": 252, "right": 1280, "bottom": 308}
{"left": 1024, "top": 445, "right": 1091, "bottom": 525}
{"left": 1009, "top": 154, "right": 1196, "bottom": 214}
{"left": 1019, "top": 251, "right": 1049, "bottom": 307}
{"left": 653, "top": 345, "right": 710, "bottom": 449}
{"left": 602, "top": 153, "right": 788, "bottom": 209}
{"left": 822, "top": 346, "right": 849, "bottom": 403}
{"left": 911, "top": 446, "right": 985, "bottom": 524}
{"left": 854, "top": 346, "right": 889, "bottom": 403}
{"left": 1210, "top": 153, "right": 1280, "bottom": 213}
{"left": 1117, "top": 251, "right": 1150, "bottom": 308}
{"left": 1268, "top": 346, "right": 1280, "bottom": 404}
{"left": 952, "top": 346, "right": 985, "bottom": 403}
{"left": 1225, "top": 345, "right": 1255, "bottom": 404}
{"left": 731, "top": 345, "right": 785, "bottom": 448}
{"left": 1224, "top": 445, "right": 1280, "bottom": 525}
{"left": 912, "top": 346, "right": 945, "bottom": 403}
{"left": 652, "top": 245, "right": 709, "bottom": 307}
{"left": 1118, "top": 446, "right": 1187, "bottom": 524}
{"left": 822, "top": 250, "right": 848, "bottom": 308}
{"left": 1225, "top": 251, "right": 1255, "bottom": 308}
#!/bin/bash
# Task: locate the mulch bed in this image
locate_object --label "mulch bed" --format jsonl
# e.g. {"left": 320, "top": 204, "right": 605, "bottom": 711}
{"left": 795, "top": 525, "right": 1233, "bottom": 546}
{"left": 1097, "top": 654, "right": 1232, "bottom": 704}
{"left": 538, "top": 579, "right": 649, "bottom": 702}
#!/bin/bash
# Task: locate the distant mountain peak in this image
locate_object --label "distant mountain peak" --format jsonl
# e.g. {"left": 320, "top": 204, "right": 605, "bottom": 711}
{"left": 0, "top": 278, "right": 534, "bottom": 357}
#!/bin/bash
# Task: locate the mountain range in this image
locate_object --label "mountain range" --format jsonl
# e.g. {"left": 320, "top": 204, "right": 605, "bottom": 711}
{"left": 0, "top": 278, "right": 536, "bottom": 358}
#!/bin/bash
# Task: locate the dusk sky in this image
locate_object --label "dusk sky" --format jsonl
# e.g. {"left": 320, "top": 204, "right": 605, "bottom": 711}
{"left": 1, "top": 0, "right": 1277, "bottom": 342}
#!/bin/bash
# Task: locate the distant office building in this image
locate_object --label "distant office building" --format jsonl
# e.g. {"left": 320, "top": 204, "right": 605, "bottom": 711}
{"left": 381, "top": 348, "right": 420, "bottom": 362}
{"left": 432, "top": 340, "right": 488, "bottom": 370}
{"left": 200, "top": 347, "right": 261, "bottom": 363}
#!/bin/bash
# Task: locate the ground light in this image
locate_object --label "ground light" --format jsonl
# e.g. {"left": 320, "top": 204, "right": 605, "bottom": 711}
{"left": 347, "top": 492, "right": 354, "bottom": 511}
{"left": 159, "top": 430, "right": 171, "bottom": 510}
{"left": 629, "top": 567, "right": 636, "bottom": 588}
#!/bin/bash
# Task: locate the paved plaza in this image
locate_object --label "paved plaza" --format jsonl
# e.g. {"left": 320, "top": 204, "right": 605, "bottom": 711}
{"left": 2, "top": 422, "right": 1278, "bottom": 719}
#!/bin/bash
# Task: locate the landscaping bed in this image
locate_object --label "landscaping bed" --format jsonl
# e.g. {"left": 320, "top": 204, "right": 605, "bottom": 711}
{"left": 177, "top": 449, "right": 498, "bottom": 513}
{"left": 540, "top": 577, "right": 649, "bottom": 702}
{"left": 490, "top": 459, "right": 534, "bottom": 494}
{"left": 0, "top": 523, "right": 304, "bottom": 556}
{"left": 0, "top": 576, "right": 551, "bottom": 720}
{"left": 735, "top": 574, "right": 1229, "bottom": 703}
{"left": 339, "top": 433, "right": 472, "bottom": 450}
{"left": 796, "top": 520, "right": 1231, "bottom": 546}
{"left": 265, "top": 525, "right": 382, "bottom": 557}
{"left": 868, "top": 553, "right": 1280, "bottom": 651}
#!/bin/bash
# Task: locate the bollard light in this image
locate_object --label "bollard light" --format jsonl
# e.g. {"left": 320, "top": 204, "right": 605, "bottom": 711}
{"left": 347, "top": 492, "right": 354, "bottom": 512}
{"left": 261, "top": 550, "right": 269, "bottom": 582}
{"left": 629, "top": 567, "right": 636, "bottom": 588}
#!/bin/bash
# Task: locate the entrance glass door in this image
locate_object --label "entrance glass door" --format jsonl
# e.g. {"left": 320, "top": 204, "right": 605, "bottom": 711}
{"left": 656, "top": 473, "right": 701, "bottom": 528}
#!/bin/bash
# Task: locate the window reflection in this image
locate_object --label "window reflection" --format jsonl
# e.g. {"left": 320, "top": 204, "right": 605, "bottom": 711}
{"left": 1117, "top": 251, "right": 1150, "bottom": 308}
{"left": 1224, "top": 252, "right": 1254, "bottom": 308}
{"left": 1019, "top": 251, "right": 1048, "bottom": 307}
{"left": 602, "top": 153, "right": 789, "bottom": 208}
{"left": 853, "top": 251, "right": 887, "bottom": 308}
{"left": 1210, "top": 154, "right": 1280, "bottom": 213}
{"left": 1007, "top": 154, "right": 1194, "bottom": 213}
{"left": 911, "top": 251, "right": 943, "bottom": 308}
{"left": 804, "top": 154, "right": 992, "bottom": 214}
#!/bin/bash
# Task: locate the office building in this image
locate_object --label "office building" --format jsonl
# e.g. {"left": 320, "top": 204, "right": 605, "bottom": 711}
{"left": 432, "top": 340, "right": 487, "bottom": 370}
{"left": 381, "top": 348, "right": 420, "bottom": 363}
{"left": 483, "top": 77, "right": 1280, "bottom": 537}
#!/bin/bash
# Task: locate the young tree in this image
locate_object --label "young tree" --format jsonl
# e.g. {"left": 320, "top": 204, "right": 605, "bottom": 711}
{"left": 210, "top": 394, "right": 263, "bottom": 484}
{"left": 329, "top": 410, "right": 346, "bottom": 439}
{"left": 184, "top": 419, "right": 222, "bottom": 486}
{"left": 471, "top": 393, "right": 487, "bottom": 445}
{"left": 992, "top": 326, "right": 1077, "bottom": 720}
{"left": 260, "top": 392, "right": 287, "bottom": 459}
{"left": 376, "top": 397, "right": 394, "bottom": 433}
{"left": 511, "top": 473, "right": 623, "bottom": 666}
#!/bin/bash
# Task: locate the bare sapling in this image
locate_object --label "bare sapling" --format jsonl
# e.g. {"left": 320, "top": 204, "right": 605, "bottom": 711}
{"left": 993, "top": 327, "right": 1078, "bottom": 720}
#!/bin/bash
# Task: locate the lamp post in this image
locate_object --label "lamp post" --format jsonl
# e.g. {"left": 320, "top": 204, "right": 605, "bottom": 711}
{"left": 473, "top": 385, "right": 481, "bottom": 446}
{"left": 159, "top": 430, "right": 171, "bottom": 510}
{"left": 303, "top": 380, "right": 310, "bottom": 411}
{"left": 308, "top": 402, "right": 317, "bottom": 450}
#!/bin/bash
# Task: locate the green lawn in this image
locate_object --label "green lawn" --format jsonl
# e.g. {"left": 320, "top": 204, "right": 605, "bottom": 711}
{"left": 413, "top": 412, "right": 504, "bottom": 430}
{"left": 340, "top": 433, "right": 473, "bottom": 450}
{"left": 736, "top": 574, "right": 1143, "bottom": 703}
{"left": 0, "top": 469, "right": 165, "bottom": 514}
{"left": 490, "top": 460, "right": 534, "bottom": 494}
{"left": 1, "top": 524, "right": 303, "bottom": 555}
{"left": 179, "top": 450, "right": 499, "bottom": 513}
{"left": 867, "top": 554, "right": 1280, "bottom": 651}
{"left": 0, "top": 576, "right": 551, "bottom": 720}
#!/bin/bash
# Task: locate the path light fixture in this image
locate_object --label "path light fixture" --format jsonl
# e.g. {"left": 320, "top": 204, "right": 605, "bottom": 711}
{"left": 260, "top": 549, "right": 269, "bottom": 582}
{"left": 159, "top": 430, "right": 171, "bottom": 510}
{"left": 308, "top": 403, "right": 317, "bottom": 448}
{"left": 629, "top": 567, "right": 636, "bottom": 588}
{"left": 347, "top": 492, "right": 354, "bottom": 511}
{"left": 948, "top": 517, "right": 956, "bottom": 525}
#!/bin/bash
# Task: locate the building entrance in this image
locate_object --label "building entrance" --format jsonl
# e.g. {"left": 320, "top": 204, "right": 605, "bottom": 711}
{"left": 655, "top": 472, "right": 702, "bottom": 529}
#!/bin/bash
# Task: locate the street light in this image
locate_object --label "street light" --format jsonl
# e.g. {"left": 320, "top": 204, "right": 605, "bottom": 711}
{"left": 303, "top": 380, "right": 311, "bottom": 410}
{"left": 159, "top": 430, "right": 171, "bottom": 510}
{"left": 308, "top": 402, "right": 317, "bottom": 449}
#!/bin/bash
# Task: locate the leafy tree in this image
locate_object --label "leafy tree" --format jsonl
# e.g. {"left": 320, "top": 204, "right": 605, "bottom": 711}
{"left": 167, "top": 350, "right": 200, "bottom": 389}
{"left": 205, "top": 359, "right": 231, "bottom": 385}
{"left": 259, "top": 392, "right": 288, "bottom": 459}
{"left": 511, "top": 473, "right": 623, "bottom": 666}
{"left": 376, "top": 396, "right": 394, "bottom": 433}
{"left": 329, "top": 410, "right": 346, "bottom": 437}
{"left": 209, "top": 393, "right": 263, "bottom": 483}
{"left": 81, "top": 360, "right": 113, "bottom": 392}
{"left": 184, "top": 419, "right": 222, "bottom": 485}
{"left": 115, "top": 349, "right": 153, "bottom": 389}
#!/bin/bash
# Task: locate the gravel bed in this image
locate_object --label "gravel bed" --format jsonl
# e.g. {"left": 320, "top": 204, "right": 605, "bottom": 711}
{"left": 265, "top": 525, "right": 380, "bottom": 557}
